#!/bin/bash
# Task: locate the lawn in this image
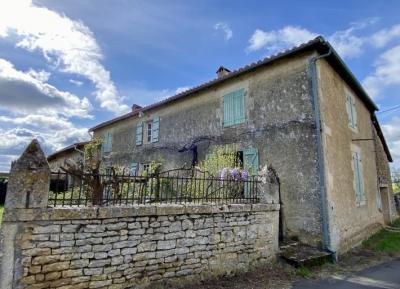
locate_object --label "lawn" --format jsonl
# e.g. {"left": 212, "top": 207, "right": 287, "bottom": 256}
{"left": 0, "top": 205, "right": 3, "bottom": 228}
{"left": 363, "top": 219, "right": 400, "bottom": 255}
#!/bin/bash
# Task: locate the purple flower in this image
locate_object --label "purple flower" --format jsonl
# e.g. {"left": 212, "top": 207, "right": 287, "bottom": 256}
{"left": 240, "top": 170, "right": 248, "bottom": 181}
{"left": 230, "top": 168, "right": 240, "bottom": 180}
{"left": 219, "top": 168, "right": 228, "bottom": 181}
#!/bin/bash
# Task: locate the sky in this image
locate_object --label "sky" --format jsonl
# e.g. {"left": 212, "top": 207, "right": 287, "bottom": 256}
{"left": 0, "top": 0, "right": 399, "bottom": 172}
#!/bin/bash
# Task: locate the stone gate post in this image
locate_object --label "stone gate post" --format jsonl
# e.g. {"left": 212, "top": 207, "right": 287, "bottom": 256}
{"left": 258, "top": 165, "right": 280, "bottom": 204}
{"left": 0, "top": 139, "right": 50, "bottom": 289}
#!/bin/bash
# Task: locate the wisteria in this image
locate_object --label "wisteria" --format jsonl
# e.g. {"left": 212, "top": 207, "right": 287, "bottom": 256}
{"left": 219, "top": 167, "right": 249, "bottom": 182}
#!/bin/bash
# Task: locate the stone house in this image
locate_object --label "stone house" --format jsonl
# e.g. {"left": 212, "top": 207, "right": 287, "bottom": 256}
{"left": 47, "top": 141, "right": 88, "bottom": 171}
{"left": 89, "top": 37, "right": 396, "bottom": 255}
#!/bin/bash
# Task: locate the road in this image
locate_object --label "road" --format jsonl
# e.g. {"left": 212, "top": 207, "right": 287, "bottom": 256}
{"left": 293, "top": 259, "right": 400, "bottom": 289}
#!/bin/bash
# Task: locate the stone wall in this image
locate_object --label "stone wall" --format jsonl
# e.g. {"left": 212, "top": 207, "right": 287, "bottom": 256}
{"left": 2, "top": 204, "right": 278, "bottom": 289}
{"left": 0, "top": 140, "right": 280, "bottom": 289}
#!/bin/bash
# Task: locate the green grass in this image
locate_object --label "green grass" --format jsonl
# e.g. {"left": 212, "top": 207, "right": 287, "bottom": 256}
{"left": 363, "top": 219, "right": 400, "bottom": 255}
{"left": 0, "top": 205, "right": 3, "bottom": 228}
{"left": 297, "top": 266, "right": 312, "bottom": 278}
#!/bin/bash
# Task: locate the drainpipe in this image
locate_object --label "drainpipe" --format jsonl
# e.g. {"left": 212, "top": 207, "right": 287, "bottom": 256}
{"left": 309, "top": 49, "right": 336, "bottom": 258}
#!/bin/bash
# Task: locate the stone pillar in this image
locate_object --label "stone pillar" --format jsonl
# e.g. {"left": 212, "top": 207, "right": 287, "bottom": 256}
{"left": 5, "top": 139, "right": 50, "bottom": 209}
{"left": 1, "top": 140, "right": 50, "bottom": 289}
{"left": 258, "top": 165, "right": 280, "bottom": 204}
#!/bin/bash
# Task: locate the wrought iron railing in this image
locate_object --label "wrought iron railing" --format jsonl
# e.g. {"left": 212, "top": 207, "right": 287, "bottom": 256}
{"left": 48, "top": 169, "right": 260, "bottom": 207}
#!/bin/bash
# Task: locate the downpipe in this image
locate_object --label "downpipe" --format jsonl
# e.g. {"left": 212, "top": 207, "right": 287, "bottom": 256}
{"left": 309, "top": 49, "right": 337, "bottom": 260}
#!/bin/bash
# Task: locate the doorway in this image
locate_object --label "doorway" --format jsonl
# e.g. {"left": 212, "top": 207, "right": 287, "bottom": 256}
{"left": 380, "top": 186, "right": 392, "bottom": 224}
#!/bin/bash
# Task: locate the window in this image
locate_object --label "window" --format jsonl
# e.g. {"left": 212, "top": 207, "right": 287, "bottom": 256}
{"left": 136, "top": 122, "right": 143, "bottom": 146}
{"left": 352, "top": 151, "right": 365, "bottom": 206}
{"left": 147, "top": 122, "right": 152, "bottom": 143}
{"left": 136, "top": 117, "right": 160, "bottom": 145}
{"left": 103, "top": 131, "right": 112, "bottom": 153}
{"left": 223, "top": 88, "right": 245, "bottom": 127}
{"left": 130, "top": 162, "right": 138, "bottom": 176}
{"left": 346, "top": 93, "right": 357, "bottom": 130}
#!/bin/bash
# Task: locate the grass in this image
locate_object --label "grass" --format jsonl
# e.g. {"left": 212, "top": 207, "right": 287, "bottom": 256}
{"left": 296, "top": 266, "right": 312, "bottom": 278}
{"left": 0, "top": 205, "right": 3, "bottom": 228}
{"left": 362, "top": 219, "right": 400, "bottom": 255}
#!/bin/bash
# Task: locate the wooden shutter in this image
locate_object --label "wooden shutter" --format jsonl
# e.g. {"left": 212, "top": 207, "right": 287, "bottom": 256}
{"left": 103, "top": 132, "right": 112, "bottom": 152}
{"left": 223, "top": 89, "right": 245, "bottom": 127}
{"left": 234, "top": 89, "right": 245, "bottom": 124}
{"left": 352, "top": 151, "right": 365, "bottom": 205}
{"left": 108, "top": 132, "right": 113, "bottom": 152}
{"left": 136, "top": 122, "right": 143, "bottom": 146}
{"left": 243, "top": 147, "right": 259, "bottom": 176}
{"left": 347, "top": 94, "right": 357, "bottom": 129}
{"left": 130, "top": 162, "right": 138, "bottom": 176}
{"left": 151, "top": 117, "right": 160, "bottom": 143}
{"left": 223, "top": 92, "right": 235, "bottom": 127}
{"left": 351, "top": 96, "right": 357, "bottom": 129}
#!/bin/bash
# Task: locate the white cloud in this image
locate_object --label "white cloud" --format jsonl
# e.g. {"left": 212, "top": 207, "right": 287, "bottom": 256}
{"left": 0, "top": 0, "right": 129, "bottom": 114}
{"left": 69, "top": 79, "right": 84, "bottom": 87}
{"left": 0, "top": 58, "right": 91, "bottom": 117}
{"left": 214, "top": 22, "right": 233, "bottom": 40}
{"left": 382, "top": 117, "right": 400, "bottom": 167}
{"left": 246, "top": 26, "right": 317, "bottom": 53}
{"left": 370, "top": 24, "right": 400, "bottom": 48}
{"left": 245, "top": 19, "right": 385, "bottom": 58}
{"left": 363, "top": 45, "right": 400, "bottom": 99}
{"left": 175, "top": 86, "right": 191, "bottom": 94}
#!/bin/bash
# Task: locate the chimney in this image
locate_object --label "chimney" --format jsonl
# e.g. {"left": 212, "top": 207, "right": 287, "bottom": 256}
{"left": 216, "top": 66, "right": 231, "bottom": 78}
{"left": 131, "top": 104, "right": 142, "bottom": 113}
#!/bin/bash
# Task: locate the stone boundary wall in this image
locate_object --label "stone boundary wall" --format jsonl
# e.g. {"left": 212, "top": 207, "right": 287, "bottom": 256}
{"left": 1, "top": 203, "right": 279, "bottom": 289}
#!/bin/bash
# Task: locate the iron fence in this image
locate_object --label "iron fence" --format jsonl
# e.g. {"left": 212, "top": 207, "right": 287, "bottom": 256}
{"left": 48, "top": 169, "right": 260, "bottom": 207}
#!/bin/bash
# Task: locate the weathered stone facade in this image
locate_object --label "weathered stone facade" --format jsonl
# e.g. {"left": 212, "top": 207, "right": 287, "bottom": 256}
{"left": 316, "top": 59, "right": 395, "bottom": 253}
{"left": 93, "top": 52, "right": 324, "bottom": 246}
{"left": 2, "top": 204, "right": 279, "bottom": 289}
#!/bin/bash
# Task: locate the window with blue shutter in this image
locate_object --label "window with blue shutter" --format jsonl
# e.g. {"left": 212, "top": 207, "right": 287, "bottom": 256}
{"left": 103, "top": 132, "right": 112, "bottom": 153}
{"left": 352, "top": 151, "right": 365, "bottom": 205}
{"left": 136, "top": 122, "right": 143, "bottom": 146}
{"left": 130, "top": 162, "right": 138, "bottom": 176}
{"left": 243, "top": 147, "right": 259, "bottom": 176}
{"left": 243, "top": 147, "right": 259, "bottom": 198}
{"left": 223, "top": 88, "right": 245, "bottom": 127}
{"left": 151, "top": 117, "right": 160, "bottom": 143}
{"left": 346, "top": 94, "right": 357, "bottom": 130}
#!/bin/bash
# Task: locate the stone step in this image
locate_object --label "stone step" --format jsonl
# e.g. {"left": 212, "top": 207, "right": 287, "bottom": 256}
{"left": 279, "top": 243, "right": 333, "bottom": 267}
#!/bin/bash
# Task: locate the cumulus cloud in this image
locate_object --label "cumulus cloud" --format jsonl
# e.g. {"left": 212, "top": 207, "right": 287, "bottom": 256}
{"left": 246, "top": 26, "right": 317, "bottom": 53}
{"left": 363, "top": 45, "right": 400, "bottom": 99}
{"left": 0, "top": 0, "right": 129, "bottom": 114}
{"left": 0, "top": 58, "right": 91, "bottom": 117}
{"left": 245, "top": 19, "right": 393, "bottom": 58}
{"left": 214, "top": 22, "right": 233, "bottom": 40}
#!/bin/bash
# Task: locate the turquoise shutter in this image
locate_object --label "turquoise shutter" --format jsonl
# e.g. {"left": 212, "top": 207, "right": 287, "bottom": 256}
{"left": 224, "top": 92, "right": 234, "bottom": 127}
{"left": 352, "top": 151, "right": 365, "bottom": 205}
{"left": 103, "top": 132, "right": 112, "bottom": 152}
{"left": 108, "top": 132, "right": 112, "bottom": 152}
{"left": 243, "top": 147, "right": 259, "bottom": 198}
{"left": 151, "top": 117, "right": 160, "bottom": 143}
{"left": 136, "top": 122, "right": 143, "bottom": 145}
{"left": 224, "top": 89, "right": 245, "bottom": 127}
{"left": 130, "top": 162, "right": 138, "bottom": 176}
{"left": 243, "top": 147, "right": 259, "bottom": 176}
{"left": 234, "top": 89, "right": 245, "bottom": 124}
{"left": 351, "top": 96, "right": 357, "bottom": 129}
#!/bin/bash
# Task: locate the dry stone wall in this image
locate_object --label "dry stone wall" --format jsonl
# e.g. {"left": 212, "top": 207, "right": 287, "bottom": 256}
{"left": 2, "top": 204, "right": 279, "bottom": 289}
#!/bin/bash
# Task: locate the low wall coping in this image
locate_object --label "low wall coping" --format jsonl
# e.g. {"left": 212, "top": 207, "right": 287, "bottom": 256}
{"left": 3, "top": 203, "right": 280, "bottom": 222}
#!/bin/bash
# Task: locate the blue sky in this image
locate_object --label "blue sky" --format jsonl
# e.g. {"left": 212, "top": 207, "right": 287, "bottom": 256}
{"left": 0, "top": 0, "right": 399, "bottom": 171}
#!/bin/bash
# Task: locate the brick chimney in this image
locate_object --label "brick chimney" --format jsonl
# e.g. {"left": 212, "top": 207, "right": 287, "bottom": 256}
{"left": 216, "top": 66, "right": 231, "bottom": 78}
{"left": 132, "top": 104, "right": 142, "bottom": 113}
